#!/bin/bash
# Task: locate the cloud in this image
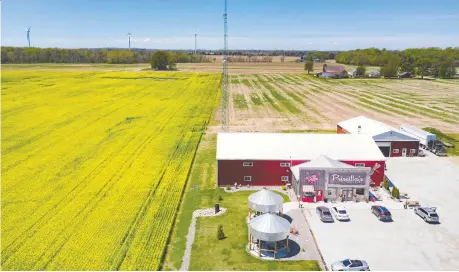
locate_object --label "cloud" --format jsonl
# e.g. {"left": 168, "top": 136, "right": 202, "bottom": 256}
{"left": 143, "top": 38, "right": 150, "bottom": 42}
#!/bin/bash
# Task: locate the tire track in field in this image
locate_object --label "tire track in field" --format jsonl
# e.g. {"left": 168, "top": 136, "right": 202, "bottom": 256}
{"left": 267, "top": 74, "right": 321, "bottom": 124}
{"left": 281, "top": 75, "right": 359, "bottom": 122}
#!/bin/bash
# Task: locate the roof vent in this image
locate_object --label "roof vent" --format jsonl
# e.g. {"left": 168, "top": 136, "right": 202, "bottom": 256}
{"left": 357, "top": 125, "right": 361, "bottom": 134}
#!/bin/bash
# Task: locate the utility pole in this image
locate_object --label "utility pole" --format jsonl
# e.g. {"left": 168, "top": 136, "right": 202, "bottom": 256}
{"left": 221, "top": 0, "right": 229, "bottom": 132}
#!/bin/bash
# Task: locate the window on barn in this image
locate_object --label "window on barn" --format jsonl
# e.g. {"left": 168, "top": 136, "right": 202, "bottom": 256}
{"left": 280, "top": 162, "right": 291, "bottom": 167}
{"left": 243, "top": 162, "right": 253, "bottom": 167}
{"left": 393, "top": 149, "right": 399, "bottom": 153}
{"left": 281, "top": 176, "right": 289, "bottom": 182}
{"left": 355, "top": 163, "right": 365, "bottom": 167}
{"left": 410, "top": 149, "right": 416, "bottom": 154}
{"left": 244, "top": 176, "right": 252, "bottom": 182}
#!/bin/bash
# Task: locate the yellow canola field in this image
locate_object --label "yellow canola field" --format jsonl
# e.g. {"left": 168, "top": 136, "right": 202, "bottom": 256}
{"left": 1, "top": 70, "right": 220, "bottom": 270}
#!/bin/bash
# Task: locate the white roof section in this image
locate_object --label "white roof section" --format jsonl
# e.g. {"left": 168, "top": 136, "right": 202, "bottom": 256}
{"left": 400, "top": 125, "right": 435, "bottom": 137}
{"left": 338, "top": 116, "right": 395, "bottom": 136}
{"left": 217, "top": 133, "right": 386, "bottom": 161}
{"left": 290, "top": 155, "right": 355, "bottom": 180}
{"left": 248, "top": 189, "right": 284, "bottom": 213}
{"left": 249, "top": 213, "right": 291, "bottom": 241}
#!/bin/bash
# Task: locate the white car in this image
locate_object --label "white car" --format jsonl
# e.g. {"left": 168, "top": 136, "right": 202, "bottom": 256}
{"left": 331, "top": 259, "right": 370, "bottom": 271}
{"left": 331, "top": 206, "right": 350, "bottom": 221}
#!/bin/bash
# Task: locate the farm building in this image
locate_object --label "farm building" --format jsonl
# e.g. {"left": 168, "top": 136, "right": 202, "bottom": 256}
{"left": 216, "top": 133, "right": 386, "bottom": 195}
{"left": 337, "top": 116, "right": 420, "bottom": 157}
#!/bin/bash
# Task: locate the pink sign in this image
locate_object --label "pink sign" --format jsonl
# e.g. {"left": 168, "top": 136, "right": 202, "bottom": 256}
{"left": 305, "top": 174, "right": 319, "bottom": 183}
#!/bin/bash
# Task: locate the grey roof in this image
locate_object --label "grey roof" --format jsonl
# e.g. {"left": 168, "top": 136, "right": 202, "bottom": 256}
{"left": 248, "top": 189, "right": 284, "bottom": 213}
{"left": 373, "top": 130, "right": 419, "bottom": 142}
{"left": 249, "top": 213, "right": 291, "bottom": 241}
{"left": 290, "top": 154, "right": 355, "bottom": 180}
{"left": 325, "top": 65, "right": 345, "bottom": 73}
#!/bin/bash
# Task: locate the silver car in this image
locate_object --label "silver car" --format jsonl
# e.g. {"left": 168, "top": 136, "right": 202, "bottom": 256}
{"left": 331, "top": 259, "right": 370, "bottom": 271}
{"left": 316, "top": 206, "right": 334, "bottom": 222}
{"left": 415, "top": 207, "right": 440, "bottom": 223}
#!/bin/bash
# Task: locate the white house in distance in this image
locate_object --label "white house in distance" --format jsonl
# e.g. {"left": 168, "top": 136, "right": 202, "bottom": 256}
{"left": 337, "top": 116, "right": 420, "bottom": 157}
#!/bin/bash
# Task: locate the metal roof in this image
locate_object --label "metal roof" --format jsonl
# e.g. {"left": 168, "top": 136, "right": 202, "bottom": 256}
{"left": 290, "top": 154, "right": 356, "bottom": 180}
{"left": 372, "top": 131, "right": 419, "bottom": 142}
{"left": 216, "top": 133, "right": 386, "bottom": 161}
{"left": 248, "top": 189, "right": 284, "bottom": 213}
{"left": 338, "top": 116, "right": 395, "bottom": 136}
{"left": 249, "top": 213, "right": 291, "bottom": 242}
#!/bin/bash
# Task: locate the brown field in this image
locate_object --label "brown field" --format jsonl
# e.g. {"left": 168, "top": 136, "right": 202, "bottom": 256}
{"left": 209, "top": 73, "right": 459, "bottom": 134}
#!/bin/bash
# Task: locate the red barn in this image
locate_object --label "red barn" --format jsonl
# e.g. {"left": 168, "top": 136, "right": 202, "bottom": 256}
{"left": 216, "top": 133, "right": 386, "bottom": 189}
{"left": 337, "top": 116, "right": 420, "bottom": 157}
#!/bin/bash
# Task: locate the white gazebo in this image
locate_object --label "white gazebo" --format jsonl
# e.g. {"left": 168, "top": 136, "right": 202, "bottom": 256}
{"left": 248, "top": 213, "right": 291, "bottom": 259}
{"left": 248, "top": 188, "right": 284, "bottom": 218}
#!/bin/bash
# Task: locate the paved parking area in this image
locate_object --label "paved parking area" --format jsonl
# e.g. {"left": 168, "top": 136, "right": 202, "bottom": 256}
{"left": 300, "top": 155, "right": 459, "bottom": 271}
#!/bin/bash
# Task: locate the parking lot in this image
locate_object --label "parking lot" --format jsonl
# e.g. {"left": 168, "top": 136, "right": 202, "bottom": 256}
{"left": 301, "top": 155, "right": 459, "bottom": 271}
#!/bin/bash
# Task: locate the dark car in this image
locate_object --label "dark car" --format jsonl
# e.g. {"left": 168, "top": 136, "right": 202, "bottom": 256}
{"left": 316, "top": 206, "right": 334, "bottom": 222}
{"left": 371, "top": 205, "right": 392, "bottom": 221}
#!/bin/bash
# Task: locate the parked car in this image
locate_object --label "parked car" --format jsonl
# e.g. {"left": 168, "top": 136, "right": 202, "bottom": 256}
{"left": 371, "top": 205, "right": 392, "bottom": 221}
{"left": 418, "top": 149, "right": 426, "bottom": 157}
{"left": 331, "top": 206, "right": 350, "bottom": 221}
{"left": 316, "top": 206, "right": 334, "bottom": 222}
{"left": 331, "top": 259, "right": 370, "bottom": 271}
{"left": 414, "top": 207, "right": 440, "bottom": 223}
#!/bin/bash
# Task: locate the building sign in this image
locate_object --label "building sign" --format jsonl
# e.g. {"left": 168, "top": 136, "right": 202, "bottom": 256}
{"left": 328, "top": 171, "right": 367, "bottom": 186}
{"left": 304, "top": 171, "right": 321, "bottom": 183}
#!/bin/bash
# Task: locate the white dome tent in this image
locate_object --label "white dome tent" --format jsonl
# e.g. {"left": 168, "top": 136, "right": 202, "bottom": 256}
{"left": 248, "top": 188, "right": 284, "bottom": 214}
{"left": 248, "top": 213, "right": 291, "bottom": 258}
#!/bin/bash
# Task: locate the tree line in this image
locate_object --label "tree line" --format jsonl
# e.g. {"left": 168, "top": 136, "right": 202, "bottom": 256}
{"left": 0, "top": 46, "right": 215, "bottom": 64}
{"left": 336, "top": 47, "right": 459, "bottom": 78}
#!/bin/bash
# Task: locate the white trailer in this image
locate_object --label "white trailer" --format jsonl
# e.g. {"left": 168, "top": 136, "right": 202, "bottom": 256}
{"left": 400, "top": 125, "right": 436, "bottom": 148}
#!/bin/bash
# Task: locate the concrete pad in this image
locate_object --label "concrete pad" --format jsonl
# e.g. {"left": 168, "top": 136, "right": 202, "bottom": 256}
{"left": 302, "top": 155, "right": 459, "bottom": 271}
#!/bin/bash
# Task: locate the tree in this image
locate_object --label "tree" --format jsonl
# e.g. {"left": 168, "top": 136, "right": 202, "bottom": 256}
{"left": 280, "top": 56, "right": 285, "bottom": 62}
{"left": 150, "top": 50, "right": 176, "bottom": 70}
{"left": 304, "top": 61, "right": 313, "bottom": 74}
{"left": 217, "top": 224, "right": 225, "bottom": 240}
{"left": 356, "top": 66, "right": 366, "bottom": 77}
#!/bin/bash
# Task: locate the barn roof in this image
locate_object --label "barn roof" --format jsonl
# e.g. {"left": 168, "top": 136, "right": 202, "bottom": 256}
{"left": 338, "top": 116, "right": 418, "bottom": 141}
{"left": 338, "top": 116, "right": 395, "bottom": 136}
{"left": 324, "top": 65, "right": 345, "bottom": 73}
{"left": 216, "top": 133, "right": 386, "bottom": 161}
{"left": 373, "top": 130, "right": 419, "bottom": 142}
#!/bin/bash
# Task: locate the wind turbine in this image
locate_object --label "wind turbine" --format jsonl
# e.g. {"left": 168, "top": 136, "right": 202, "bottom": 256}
{"left": 127, "top": 32, "right": 131, "bottom": 50}
{"left": 26, "top": 27, "right": 31, "bottom": 47}
{"left": 194, "top": 28, "right": 199, "bottom": 55}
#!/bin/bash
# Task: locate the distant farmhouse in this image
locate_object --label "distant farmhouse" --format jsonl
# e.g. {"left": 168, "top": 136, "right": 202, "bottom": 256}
{"left": 315, "top": 64, "right": 348, "bottom": 79}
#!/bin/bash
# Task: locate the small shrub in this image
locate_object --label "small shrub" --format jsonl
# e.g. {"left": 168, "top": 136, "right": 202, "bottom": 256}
{"left": 217, "top": 224, "right": 225, "bottom": 240}
{"left": 225, "top": 185, "right": 231, "bottom": 191}
{"left": 282, "top": 185, "right": 287, "bottom": 191}
{"left": 301, "top": 247, "right": 305, "bottom": 252}
{"left": 218, "top": 195, "right": 223, "bottom": 201}
{"left": 392, "top": 187, "right": 400, "bottom": 199}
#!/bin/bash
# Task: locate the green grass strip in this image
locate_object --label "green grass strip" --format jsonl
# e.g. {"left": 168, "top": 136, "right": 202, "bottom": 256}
{"left": 232, "top": 93, "right": 248, "bottom": 109}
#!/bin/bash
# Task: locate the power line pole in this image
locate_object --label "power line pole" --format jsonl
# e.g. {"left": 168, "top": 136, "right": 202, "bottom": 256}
{"left": 221, "top": 0, "right": 229, "bottom": 132}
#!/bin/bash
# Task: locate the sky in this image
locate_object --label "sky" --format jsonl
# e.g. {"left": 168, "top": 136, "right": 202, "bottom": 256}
{"left": 2, "top": 0, "right": 459, "bottom": 50}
